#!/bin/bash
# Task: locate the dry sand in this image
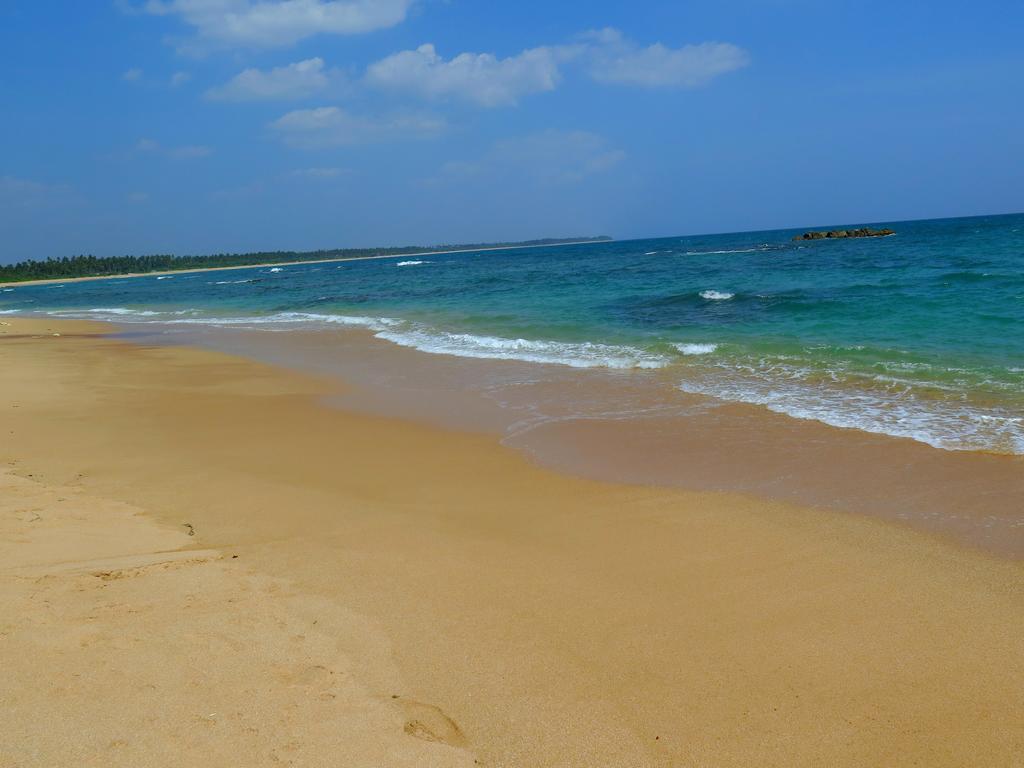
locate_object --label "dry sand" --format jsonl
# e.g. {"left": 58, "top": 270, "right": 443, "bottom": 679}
{"left": 1, "top": 317, "right": 1022, "bottom": 767}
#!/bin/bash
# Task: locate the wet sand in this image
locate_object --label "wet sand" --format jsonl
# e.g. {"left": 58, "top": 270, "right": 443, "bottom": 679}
{"left": 171, "top": 324, "right": 1024, "bottom": 558}
{"left": 2, "top": 317, "right": 1023, "bottom": 767}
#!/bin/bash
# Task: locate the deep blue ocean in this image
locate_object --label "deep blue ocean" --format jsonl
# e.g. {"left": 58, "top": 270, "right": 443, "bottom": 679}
{"left": 3, "top": 213, "right": 1022, "bottom": 453}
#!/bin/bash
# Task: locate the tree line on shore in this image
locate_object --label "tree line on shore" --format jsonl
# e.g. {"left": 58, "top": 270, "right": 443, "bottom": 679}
{"left": 0, "top": 237, "right": 611, "bottom": 283}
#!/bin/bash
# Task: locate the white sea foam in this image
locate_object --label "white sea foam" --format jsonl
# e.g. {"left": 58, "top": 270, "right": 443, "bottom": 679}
{"left": 700, "top": 290, "right": 735, "bottom": 300}
{"left": 162, "top": 311, "right": 401, "bottom": 332}
{"left": 2, "top": 288, "right": 13, "bottom": 292}
{"left": 107, "top": 306, "right": 670, "bottom": 370}
{"left": 34, "top": 307, "right": 197, "bottom": 322}
{"left": 123, "top": 309, "right": 671, "bottom": 370}
{"left": 25, "top": 299, "right": 674, "bottom": 371}
{"left": 644, "top": 251, "right": 659, "bottom": 255}
{"left": 274, "top": 312, "right": 400, "bottom": 330}
{"left": 213, "top": 278, "right": 256, "bottom": 285}
{"left": 90, "top": 307, "right": 161, "bottom": 316}
{"left": 161, "top": 315, "right": 271, "bottom": 326}
{"left": 686, "top": 248, "right": 762, "bottom": 256}
{"left": 679, "top": 369, "right": 1024, "bottom": 454}
{"left": 268, "top": 267, "right": 283, "bottom": 273}
{"left": 675, "top": 343, "right": 718, "bottom": 355}
{"left": 375, "top": 329, "right": 671, "bottom": 369}
{"left": 156, "top": 275, "right": 173, "bottom": 280}
{"left": 51, "top": 307, "right": 162, "bottom": 318}
{"left": 165, "top": 312, "right": 672, "bottom": 369}
{"left": 396, "top": 260, "right": 427, "bottom": 267}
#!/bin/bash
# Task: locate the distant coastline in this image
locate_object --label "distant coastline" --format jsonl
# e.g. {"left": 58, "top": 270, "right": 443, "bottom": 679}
{"left": 0, "top": 236, "right": 612, "bottom": 287}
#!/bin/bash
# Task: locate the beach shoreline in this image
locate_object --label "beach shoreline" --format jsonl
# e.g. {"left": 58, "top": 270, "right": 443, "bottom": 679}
{"left": 0, "top": 239, "right": 611, "bottom": 288}
{"left": 5, "top": 215, "right": 1018, "bottom": 460}
{"left": 162, "top": 322, "right": 1024, "bottom": 559}
{"left": 3, "top": 317, "right": 1023, "bottom": 766}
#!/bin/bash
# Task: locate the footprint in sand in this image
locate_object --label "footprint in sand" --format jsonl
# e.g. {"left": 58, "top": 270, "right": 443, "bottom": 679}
{"left": 278, "top": 663, "right": 336, "bottom": 690}
{"left": 396, "top": 699, "right": 466, "bottom": 747}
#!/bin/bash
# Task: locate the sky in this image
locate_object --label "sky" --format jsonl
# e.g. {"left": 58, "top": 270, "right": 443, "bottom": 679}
{"left": 1, "top": 1, "right": 1022, "bottom": 262}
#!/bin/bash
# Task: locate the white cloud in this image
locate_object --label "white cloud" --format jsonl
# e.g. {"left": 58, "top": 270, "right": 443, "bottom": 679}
{"left": 0, "top": 176, "right": 54, "bottom": 195}
{"left": 270, "top": 106, "right": 444, "bottom": 148}
{"left": 360, "top": 30, "right": 746, "bottom": 109}
{"left": 586, "top": 29, "right": 749, "bottom": 88}
{"left": 136, "top": 138, "right": 213, "bottom": 158}
{"left": 170, "top": 71, "right": 191, "bottom": 87}
{"left": 141, "top": 0, "right": 415, "bottom": 50}
{"left": 172, "top": 144, "right": 214, "bottom": 158}
{"left": 122, "top": 67, "right": 144, "bottom": 81}
{"left": 440, "top": 130, "right": 625, "bottom": 186}
{"left": 0, "top": 176, "right": 69, "bottom": 207}
{"left": 290, "top": 166, "right": 350, "bottom": 178}
{"left": 210, "top": 181, "right": 265, "bottom": 200}
{"left": 366, "top": 43, "right": 562, "bottom": 107}
{"left": 578, "top": 28, "right": 623, "bottom": 46}
{"left": 207, "top": 57, "right": 330, "bottom": 101}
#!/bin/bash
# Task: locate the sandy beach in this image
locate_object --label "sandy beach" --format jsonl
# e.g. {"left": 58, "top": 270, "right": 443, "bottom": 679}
{"left": 0, "top": 240, "right": 608, "bottom": 289}
{"left": 2, "top": 317, "right": 1023, "bottom": 767}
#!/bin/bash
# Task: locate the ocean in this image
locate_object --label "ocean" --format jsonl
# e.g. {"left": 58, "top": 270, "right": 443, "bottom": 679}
{"left": 3, "top": 212, "right": 1022, "bottom": 454}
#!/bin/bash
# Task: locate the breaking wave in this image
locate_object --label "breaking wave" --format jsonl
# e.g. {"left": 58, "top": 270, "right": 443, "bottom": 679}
{"left": 700, "top": 290, "right": 735, "bottom": 301}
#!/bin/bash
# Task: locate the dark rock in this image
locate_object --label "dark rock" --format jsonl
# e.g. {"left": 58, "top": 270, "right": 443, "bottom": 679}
{"left": 793, "top": 227, "right": 894, "bottom": 241}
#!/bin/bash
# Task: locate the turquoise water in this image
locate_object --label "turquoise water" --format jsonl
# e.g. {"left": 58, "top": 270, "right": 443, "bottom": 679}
{"left": 3, "top": 213, "right": 1022, "bottom": 453}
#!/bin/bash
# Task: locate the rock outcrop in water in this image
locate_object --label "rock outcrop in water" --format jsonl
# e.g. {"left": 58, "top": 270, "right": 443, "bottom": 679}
{"left": 794, "top": 227, "right": 895, "bottom": 241}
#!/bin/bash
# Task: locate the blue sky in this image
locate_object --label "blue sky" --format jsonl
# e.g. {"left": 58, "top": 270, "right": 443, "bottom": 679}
{"left": 1, "top": 1, "right": 1022, "bottom": 262}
